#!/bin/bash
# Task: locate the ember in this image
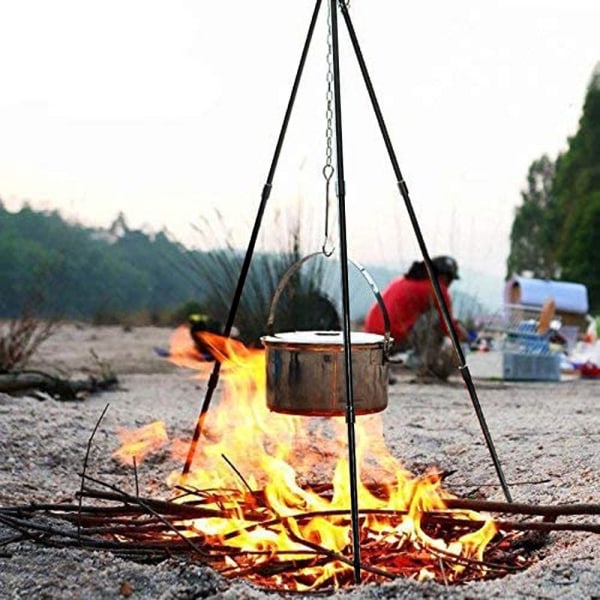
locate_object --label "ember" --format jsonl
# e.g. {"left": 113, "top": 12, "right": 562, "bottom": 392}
{"left": 109, "top": 328, "right": 520, "bottom": 591}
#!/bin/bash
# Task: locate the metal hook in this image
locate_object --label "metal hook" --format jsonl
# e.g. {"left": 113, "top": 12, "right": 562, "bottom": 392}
{"left": 322, "top": 164, "right": 335, "bottom": 256}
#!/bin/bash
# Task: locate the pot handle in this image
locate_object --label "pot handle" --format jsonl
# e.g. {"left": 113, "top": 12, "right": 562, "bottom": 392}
{"left": 266, "top": 252, "right": 393, "bottom": 354}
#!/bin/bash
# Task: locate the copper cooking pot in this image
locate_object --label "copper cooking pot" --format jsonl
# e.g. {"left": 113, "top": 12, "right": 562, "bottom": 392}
{"left": 261, "top": 253, "right": 393, "bottom": 417}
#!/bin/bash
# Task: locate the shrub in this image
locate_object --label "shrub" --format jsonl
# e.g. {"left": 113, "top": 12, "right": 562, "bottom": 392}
{"left": 0, "top": 313, "right": 57, "bottom": 372}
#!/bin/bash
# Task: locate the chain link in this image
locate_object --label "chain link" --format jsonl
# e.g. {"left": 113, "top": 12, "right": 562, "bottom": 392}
{"left": 324, "top": 3, "right": 334, "bottom": 175}
{"left": 322, "top": 1, "right": 335, "bottom": 257}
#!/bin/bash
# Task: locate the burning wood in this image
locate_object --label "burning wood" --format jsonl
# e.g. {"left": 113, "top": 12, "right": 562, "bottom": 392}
{"left": 101, "top": 328, "right": 597, "bottom": 590}
{"left": 1, "top": 478, "right": 599, "bottom": 593}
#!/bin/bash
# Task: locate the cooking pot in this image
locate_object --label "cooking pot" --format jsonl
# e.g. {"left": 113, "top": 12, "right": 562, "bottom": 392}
{"left": 261, "top": 253, "right": 393, "bottom": 416}
{"left": 262, "top": 330, "right": 389, "bottom": 416}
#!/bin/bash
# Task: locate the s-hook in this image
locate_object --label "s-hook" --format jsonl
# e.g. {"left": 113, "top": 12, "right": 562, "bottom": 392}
{"left": 322, "top": 165, "right": 335, "bottom": 257}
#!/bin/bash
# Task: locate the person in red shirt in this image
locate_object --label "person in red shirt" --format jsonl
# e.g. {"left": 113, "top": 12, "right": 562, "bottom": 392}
{"left": 364, "top": 255, "right": 468, "bottom": 379}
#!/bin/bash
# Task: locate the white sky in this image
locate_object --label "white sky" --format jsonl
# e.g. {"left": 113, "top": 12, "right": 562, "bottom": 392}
{"left": 1, "top": 0, "right": 599, "bottom": 297}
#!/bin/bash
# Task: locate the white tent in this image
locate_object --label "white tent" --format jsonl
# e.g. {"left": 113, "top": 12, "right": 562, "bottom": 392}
{"left": 504, "top": 276, "right": 589, "bottom": 314}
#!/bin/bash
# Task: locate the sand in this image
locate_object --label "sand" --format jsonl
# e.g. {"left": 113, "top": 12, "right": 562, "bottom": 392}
{"left": 0, "top": 324, "right": 598, "bottom": 599}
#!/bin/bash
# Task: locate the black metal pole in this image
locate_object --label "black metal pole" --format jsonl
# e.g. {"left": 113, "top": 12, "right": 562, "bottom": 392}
{"left": 180, "top": 0, "right": 323, "bottom": 480}
{"left": 330, "top": 0, "right": 363, "bottom": 583}
{"left": 338, "top": 3, "right": 513, "bottom": 503}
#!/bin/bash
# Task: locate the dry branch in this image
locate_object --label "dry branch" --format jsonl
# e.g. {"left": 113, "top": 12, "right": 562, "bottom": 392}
{"left": 0, "top": 370, "right": 118, "bottom": 400}
{"left": 0, "top": 314, "right": 57, "bottom": 372}
{"left": 2, "top": 476, "right": 599, "bottom": 593}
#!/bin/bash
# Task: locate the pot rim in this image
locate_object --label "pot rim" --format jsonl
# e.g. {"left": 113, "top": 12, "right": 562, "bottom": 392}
{"left": 261, "top": 329, "right": 386, "bottom": 347}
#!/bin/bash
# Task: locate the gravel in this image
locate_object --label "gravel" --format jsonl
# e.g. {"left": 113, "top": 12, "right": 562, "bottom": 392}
{"left": 0, "top": 325, "right": 598, "bottom": 599}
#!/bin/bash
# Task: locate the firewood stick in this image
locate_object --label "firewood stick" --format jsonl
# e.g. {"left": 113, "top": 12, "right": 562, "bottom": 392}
{"left": 287, "top": 481, "right": 600, "bottom": 518}
{"left": 497, "top": 519, "right": 599, "bottom": 534}
{"left": 5, "top": 494, "right": 599, "bottom": 526}
{"left": 79, "top": 486, "right": 267, "bottom": 522}
{"left": 4, "top": 502, "right": 597, "bottom": 540}
{"left": 79, "top": 404, "right": 110, "bottom": 541}
{"left": 78, "top": 487, "right": 233, "bottom": 519}
{"left": 430, "top": 515, "right": 600, "bottom": 535}
{"left": 444, "top": 497, "right": 600, "bottom": 517}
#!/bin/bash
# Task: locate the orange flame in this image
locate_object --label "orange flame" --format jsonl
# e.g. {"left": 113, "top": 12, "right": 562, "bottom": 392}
{"left": 113, "top": 420, "right": 169, "bottom": 466}
{"left": 114, "top": 326, "right": 498, "bottom": 589}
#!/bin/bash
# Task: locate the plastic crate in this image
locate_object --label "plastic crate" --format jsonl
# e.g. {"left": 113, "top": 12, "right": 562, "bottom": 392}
{"left": 502, "top": 351, "right": 561, "bottom": 382}
{"left": 504, "top": 331, "right": 550, "bottom": 354}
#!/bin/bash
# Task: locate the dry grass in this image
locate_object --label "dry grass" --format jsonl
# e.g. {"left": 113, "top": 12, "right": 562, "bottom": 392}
{"left": 0, "top": 313, "right": 58, "bottom": 372}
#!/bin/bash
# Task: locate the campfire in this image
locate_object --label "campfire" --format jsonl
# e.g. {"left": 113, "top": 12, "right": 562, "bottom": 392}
{"left": 108, "top": 327, "right": 522, "bottom": 590}
{"left": 1, "top": 326, "right": 598, "bottom": 595}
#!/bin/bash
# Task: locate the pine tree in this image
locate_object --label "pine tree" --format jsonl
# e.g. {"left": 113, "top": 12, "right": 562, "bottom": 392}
{"left": 506, "top": 154, "right": 557, "bottom": 279}
{"left": 553, "top": 63, "right": 600, "bottom": 310}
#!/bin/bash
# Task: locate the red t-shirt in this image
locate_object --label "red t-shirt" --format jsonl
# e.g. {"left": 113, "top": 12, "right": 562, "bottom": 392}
{"left": 364, "top": 277, "right": 454, "bottom": 344}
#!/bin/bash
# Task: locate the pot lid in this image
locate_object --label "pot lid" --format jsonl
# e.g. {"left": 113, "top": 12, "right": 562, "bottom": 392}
{"left": 262, "top": 330, "right": 385, "bottom": 346}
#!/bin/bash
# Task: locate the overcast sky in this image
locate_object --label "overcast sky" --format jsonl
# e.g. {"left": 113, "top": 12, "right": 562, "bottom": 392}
{"left": 1, "top": 0, "right": 599, "bottom": 302}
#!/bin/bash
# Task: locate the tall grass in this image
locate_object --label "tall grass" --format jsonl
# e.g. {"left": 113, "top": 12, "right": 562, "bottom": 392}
{"left": 186, "top": 209, "right": 340, "bottom": 346}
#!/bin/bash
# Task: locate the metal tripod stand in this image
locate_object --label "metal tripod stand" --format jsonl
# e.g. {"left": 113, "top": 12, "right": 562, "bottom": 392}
{"left": 181, "top": 0, "right": 513, "bottom": 584}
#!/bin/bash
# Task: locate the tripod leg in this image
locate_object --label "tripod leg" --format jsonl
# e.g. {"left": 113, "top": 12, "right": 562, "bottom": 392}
{"left": 330, "top": 0, "right": 363, "bottom": 583}
{"left": 180, "top": 0, "right": 324, "bottom": 480}
{"left": 339, "top": 3, "right": 513, "bottom": 503}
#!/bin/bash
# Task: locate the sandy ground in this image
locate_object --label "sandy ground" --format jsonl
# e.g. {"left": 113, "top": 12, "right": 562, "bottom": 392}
{"left": 0, "top": 324, "right": 599, "bottom": 599}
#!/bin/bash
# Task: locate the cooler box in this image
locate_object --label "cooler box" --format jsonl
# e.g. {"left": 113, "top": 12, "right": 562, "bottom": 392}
{"left": 502, "top": 351, "right": 561, "bottom": 382}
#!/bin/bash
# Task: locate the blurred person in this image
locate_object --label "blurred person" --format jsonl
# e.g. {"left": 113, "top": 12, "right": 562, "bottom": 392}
{"left": 364, "top": 255, "right": 469, "bottom": 380}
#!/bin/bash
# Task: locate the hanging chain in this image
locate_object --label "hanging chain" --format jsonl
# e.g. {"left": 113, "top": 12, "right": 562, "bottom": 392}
{"left": 322, "top": 0, "right": 336, "bottom": 257}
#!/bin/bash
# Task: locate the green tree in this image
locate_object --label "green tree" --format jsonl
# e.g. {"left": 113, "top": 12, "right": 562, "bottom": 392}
{"left": 506, "top": 154, "right": 557, "bottom": 279}
{"left": 553, "top": 63, "right": 600, "bottom": 310}
{"left": 0, "top": 204, "right": 201, "bottom": 320}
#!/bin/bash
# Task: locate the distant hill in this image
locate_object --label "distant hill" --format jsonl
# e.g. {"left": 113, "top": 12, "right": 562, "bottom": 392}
{"left": 0, "top": 202, "right": 504, "bottom": 329}
{"left": 0, "top": 204, "right": 202, "bottom": 320}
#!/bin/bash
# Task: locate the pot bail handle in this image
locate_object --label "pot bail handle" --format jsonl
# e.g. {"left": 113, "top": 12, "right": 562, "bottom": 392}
{"left": 348, "top": 257, "right": 393, "bottom": 356}
{"left": 266, "top": 252, "right": 323, "bottom": 336}
{"left": 265, "top": 252, "right": 393, "bottom": 354}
